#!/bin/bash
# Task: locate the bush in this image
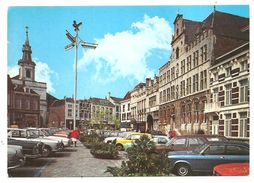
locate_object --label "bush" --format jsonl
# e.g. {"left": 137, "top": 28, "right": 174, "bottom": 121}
{"left": 80, "top": 131, "right": 103, "bottom": 149}
{"left": 90, "top": 143, "right": 119, "bottom": 159}
{"left": 105, "top": 135, "right": 171, "bottom": 176}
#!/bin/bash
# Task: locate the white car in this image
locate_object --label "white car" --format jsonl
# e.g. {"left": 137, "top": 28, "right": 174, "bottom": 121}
{"left": 30, "top": 128, "right": 72, "bottom": 147}
{"left": 8, "top": 128, "right": 62, "bottom": 157}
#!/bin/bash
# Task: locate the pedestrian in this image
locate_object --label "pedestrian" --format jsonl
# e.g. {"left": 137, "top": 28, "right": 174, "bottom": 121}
{"left": 71, "top": 128, "right": 80, "bottom": 147}
{"left": 169, "top": 130, "right": 176, "bottom": 139}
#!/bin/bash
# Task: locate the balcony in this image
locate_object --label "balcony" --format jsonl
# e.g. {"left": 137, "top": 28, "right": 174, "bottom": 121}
{"left": 204, "top": 102, "right": 220, "bottom": 113}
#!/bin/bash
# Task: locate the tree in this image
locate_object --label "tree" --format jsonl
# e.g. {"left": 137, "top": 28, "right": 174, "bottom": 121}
{"left": 105, "top": 135, "right": 172, "bottom": 176}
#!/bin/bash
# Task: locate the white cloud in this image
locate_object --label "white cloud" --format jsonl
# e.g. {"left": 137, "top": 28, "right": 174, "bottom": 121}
{"left": 78, "top": 15, "right": 172, "bottom": 83}
{"left": 8, "top": 60, "right": 57, "bottom": 94}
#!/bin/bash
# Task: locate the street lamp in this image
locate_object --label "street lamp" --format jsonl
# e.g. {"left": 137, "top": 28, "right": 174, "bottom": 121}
{"left": 65, "top": 20, "right": 98, "bottom": 130}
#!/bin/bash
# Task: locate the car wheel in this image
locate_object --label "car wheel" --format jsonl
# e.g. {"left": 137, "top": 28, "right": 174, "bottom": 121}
{"left": 116, "top": 144, "right": 123, "bottom": 151}
{"left": 175, "top": 163, "right": 191, "bottom": 176}
{"left": 42, "top": 146, "right": 51, "bottom": 157}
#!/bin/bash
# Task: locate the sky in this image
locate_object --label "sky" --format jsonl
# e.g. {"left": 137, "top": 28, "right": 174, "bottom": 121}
{"left": 7, "top": 5, "right": 249, "bottom": 100}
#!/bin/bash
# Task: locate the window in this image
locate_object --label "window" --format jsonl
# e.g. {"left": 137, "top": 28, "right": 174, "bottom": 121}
{"left": 189, "top": 138, "right": 205, "bottom": 145}
{"left": 204, "top": 145, "right": 225, "bottom": 155}
{"left": 68, "top": 109, "right": 72, "bottom": 117}
{"left": 213, "top": 88, "right": 219, "bottom": 103}
{"left": 167, "top": 88, "right": 170, "bottom": 101}
{"left": 176, "top": 85, "right": 179, "bottom": 99}
{"left": 159, "top": 91, "right": 162, "bottom": 103}
{"left": 187, "top": 77, "right": 191, "bottom": 95}
{"left": 181, "top": 80, "right": 185, "bottom": 97}
{"left": 239, "top": 79, "right": 249, "bottom": 103}
{"left": 240, "top": 60, "right": 248, "bottom": 71}
{"left": 203, "top": 70, "right": 207, "bottom": 89}
{"left": 181, "top": 59, "right": 185, "bottom": 75}
{"left": 203, "top": 45, "right": 207, "bottom": 61}
{"left": 213, "top": 72, "right": 218, "bottom": 81}
{"left": 187, "top": 55, "right": 192, "bottom": 71}
{"left": 26, "top": 69, "right": 31, "bottom": 78}
{"left": 225, "top": 114, "right": 232, "bottom": 136}
{"left": 200, "top": 71, "right": 204, "bottom": 90}
{"left": 123, "top": 105, "right": 125, "bottom": 112}
{"left": 226, "top": 145, "right": 249, "bottom": 155}
{"left": 171, "top": 67, "right": 175, "bottom": 80}
{"left": 225, "top": 84, "right": 232, "bottom": 105}
{"left": 128, "top": 104, "right": 130, "bottom": 111}
{"left": 226, "top": 67, "right": 232, "bottom": 77}
{"left": 193, "top": 74, "right": 199, "bottom": 93}
{"left": 163, "top": 90, "right": 166, "bottom": 102}
{"left": 167, "top": 70, "right": 170, "bottom": 82}
{"left": 176, "top": 47, "right": 179, "bottom": 59}
{"left": 176, "top": 64, "right": 179, "bottom": 77}
{"left": 172, "top": 138, "right": 186, "bottom": 145}
{"left": 239, "top": 112, "right": 248, "bottom": 137}
{"left": 200, "top": 44, "right": 207, "bottom": 62}
{"left": 171, "top": 86, "right": 175, "bottom": 100}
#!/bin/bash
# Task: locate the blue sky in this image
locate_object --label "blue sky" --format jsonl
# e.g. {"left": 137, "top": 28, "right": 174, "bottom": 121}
{"left": 7, "top": 5, "right": 249, "bottom": 100}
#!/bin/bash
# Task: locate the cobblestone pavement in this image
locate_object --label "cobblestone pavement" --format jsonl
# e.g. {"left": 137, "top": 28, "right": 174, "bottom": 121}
{"left": 40, "top": 141, "right": 126, "bottom": 177}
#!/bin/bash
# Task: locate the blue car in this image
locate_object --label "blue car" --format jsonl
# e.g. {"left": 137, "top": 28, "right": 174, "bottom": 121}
{"left": 168, "top": 141, "right": 249, "bottom": 176}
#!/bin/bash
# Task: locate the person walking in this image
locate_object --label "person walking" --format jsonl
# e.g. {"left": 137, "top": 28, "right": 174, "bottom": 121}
{"left": 71, "top": 128, "right": 80, "bottom": 147}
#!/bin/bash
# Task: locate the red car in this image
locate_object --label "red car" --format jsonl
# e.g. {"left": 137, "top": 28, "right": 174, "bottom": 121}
{"left": 213, "top": 163, "right": 249, "bottom": 176}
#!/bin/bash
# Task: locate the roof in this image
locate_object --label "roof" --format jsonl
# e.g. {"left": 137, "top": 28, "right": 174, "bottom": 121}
{"left": 134, "top": 82, "right": 146, "bottom": 90}
{"left": 123, "top": 91, "right": 131, "bottom": 100}
{"left": 110, "top": 96, "right": 123, "bottom": 103}
{"left": 90, "top": 97, "right": 115, "bottom": 107}
{"left": 202, "top": 11, "right": 249, "bottom": 58}
{"left": 11, "top": 75, "right": 20, "bottom": 80}
{"left": 50, "top": 99, "right": 65, "bottom": 107}
{"left": 183, "top": 19, "right": 202, "bottom": 44}
{"left": 47, "top": 93, "right": 59, "bottom": 108}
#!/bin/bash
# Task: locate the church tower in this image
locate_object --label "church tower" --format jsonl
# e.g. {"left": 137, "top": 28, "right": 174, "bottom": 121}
{"left": 18, "top": 26, "right": 36, "bottom": 81}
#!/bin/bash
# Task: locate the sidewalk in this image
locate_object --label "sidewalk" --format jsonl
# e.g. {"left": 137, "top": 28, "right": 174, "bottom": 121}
{"left": 40, "top": 141, "right": 125, "bottom": 177}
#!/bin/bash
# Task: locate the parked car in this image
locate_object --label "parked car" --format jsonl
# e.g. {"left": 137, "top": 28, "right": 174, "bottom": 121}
{"left": 123, "top": 135, "right": 171, "bottom": 153}
{"left": 8, "top": 138, "right": 44, "bottom": 159}
{"left": 8, "top": 145, "right": 25, "bottom": 170}
{"left": 8, "top": 128, "right": 63, "bottom": 157}
{"left": 167, "top": 135, "right": 228, "bottom": 152}
{"left": 213, "top": 162, "right": 249, "bottom": 176}
{"left": 103, "top": 131, "right": 133, "bottom": 144}
{"left": 113, "top": 132, "right": 151, "bottom": 151}
{"left": 168, "top": 141, "right": 249, "bottom": 176}
{"left": 32, "top": 128, "right": 72, "bottom": 147}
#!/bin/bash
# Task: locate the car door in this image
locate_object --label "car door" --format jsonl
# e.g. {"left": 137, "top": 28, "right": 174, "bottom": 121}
{"left": 193, "top": 145, "right": 228, "bottom": 172}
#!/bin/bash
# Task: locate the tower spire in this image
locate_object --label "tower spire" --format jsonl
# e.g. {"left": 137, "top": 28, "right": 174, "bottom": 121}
{"left": 25, "top": 26, "right": 29, "bottom": 45}
{"left": 18, "top": 26, "right": 36, "bottom": 81}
